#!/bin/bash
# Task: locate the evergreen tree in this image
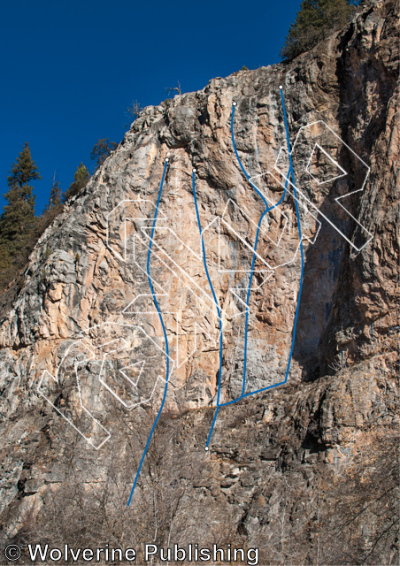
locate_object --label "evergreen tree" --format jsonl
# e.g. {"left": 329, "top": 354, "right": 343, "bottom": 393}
{"left": 280, "top": 0, "right": 355, "bottom": 60}
{"left": 64, "top": 163, "right": 90, "bottom": 201}
{"left": 49, "top": 177, "right": 63, "bottom": 208}
{"left": 0, "top": 143, "right": 41, "bottom": 289}
{"left": 1, "top": 142, "right": 40, "bottom": 244}
{"left": 37, "top": 176, "right": 64, "bottom": 237}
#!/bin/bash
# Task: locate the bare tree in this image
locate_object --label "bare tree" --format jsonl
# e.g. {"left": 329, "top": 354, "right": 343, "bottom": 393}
{"left": 127, "top": 100, "right": 142, "bottom": 120}
{"left": 165, "top": 81, "right": 181, "bottom": 97}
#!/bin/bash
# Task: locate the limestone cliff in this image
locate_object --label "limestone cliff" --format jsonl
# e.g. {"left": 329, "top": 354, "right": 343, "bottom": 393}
{"left": 0, "top": 1, "right": 399, "bottom": 564}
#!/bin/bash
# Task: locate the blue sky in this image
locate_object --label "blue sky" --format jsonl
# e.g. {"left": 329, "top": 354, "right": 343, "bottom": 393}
{"left": 0, "top": 0, "right": 302, "bottom": 213}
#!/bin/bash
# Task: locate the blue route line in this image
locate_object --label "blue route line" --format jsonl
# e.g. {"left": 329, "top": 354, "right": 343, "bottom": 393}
{"left": 230, "top": 103, "right": 288, "bottom": 398}
{"left": 191, "top": 170, "right": 224, "bottom": 450}
{"left": 127, "top": 158, "right": 170, "bottom": 506}
{"left": 205, "top": 89, "right": 305, "bottom": 445}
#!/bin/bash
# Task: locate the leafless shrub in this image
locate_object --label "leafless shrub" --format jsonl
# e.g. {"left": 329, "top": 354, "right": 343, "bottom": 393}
{"left": 165, "top": 81, "right": 181, "bottom": 97}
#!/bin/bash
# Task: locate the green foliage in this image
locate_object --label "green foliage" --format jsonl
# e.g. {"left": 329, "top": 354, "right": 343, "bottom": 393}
{"left": 49, "top": 178, "right": 63, "bottom": 208}
{"left": 1, "top": 142, "right": 40, "bottom": 245}
{"left": 0, "top": 143, "right": 42, "bottom": 288}
{"left": 37, "top": 176, "right": 65, "bottom": 240}
{"left": 90, "top": 138, "right": 118, "bottom": 168}
{"left": 64, "top": 163, "right": 90, "bottom": 201}
{"left": 0, "top": 244, "right": 12, "bottom": 277}
{"left": 0, "top": 145, "right": 92, "bottom": 293}
{"left": 280, "top": 0, "right": 355, "bottom": 60}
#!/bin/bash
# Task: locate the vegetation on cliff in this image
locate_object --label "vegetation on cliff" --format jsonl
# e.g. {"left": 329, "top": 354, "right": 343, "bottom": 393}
{"left": 280, "top": 0, "right": 357, "bottom": 60}
{"left": 0, "top": 145, "right": 93, "bottom": 291}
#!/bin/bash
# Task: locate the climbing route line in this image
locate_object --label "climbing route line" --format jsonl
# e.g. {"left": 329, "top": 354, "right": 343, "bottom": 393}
{"left": 191, "top": 170, "right": 224, "bottom": 450}
{"left": 230, "top": 102, "right": 288, "bottom": 398}
{"left": 205, "top": 89, "right": 305, "bottom": 446}
{"left": 126, "top": 88, "right": 305, "bottom": 486}
{"left": 127, "top": 158, "right": 170, "bottom": 506}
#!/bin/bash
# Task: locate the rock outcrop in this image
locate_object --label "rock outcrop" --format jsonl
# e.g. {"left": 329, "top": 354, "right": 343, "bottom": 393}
{"left": 0, "top": 1, "right": 398, "bottom": 564}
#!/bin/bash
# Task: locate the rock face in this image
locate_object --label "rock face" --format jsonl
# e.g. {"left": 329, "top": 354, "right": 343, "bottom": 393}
{"left": 0, "top": 1, "right": 398, "bottom": 564}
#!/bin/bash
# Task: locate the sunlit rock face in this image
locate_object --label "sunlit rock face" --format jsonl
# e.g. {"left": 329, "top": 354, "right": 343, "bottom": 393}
{"left": 0, "top": 1, "right": 398, "bottom": 564}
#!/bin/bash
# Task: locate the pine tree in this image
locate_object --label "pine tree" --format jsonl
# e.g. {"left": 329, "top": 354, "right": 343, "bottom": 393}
{"left": 49, "top": 177, "right": 63, "bottom": 209}
{"left": 1, "top": 142, "right": 40, "bottom": 242}
{"left": 37, "top": 175, "right": 64, "bottom": 237}
{"left": 0, "top": 143, "right": 41, "bottom": 289}
{"left": 64, "top": 163, "right": 90, "bottom": 201}
{"left": 280, "top": 0, "right": 355, "bottom": 60}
